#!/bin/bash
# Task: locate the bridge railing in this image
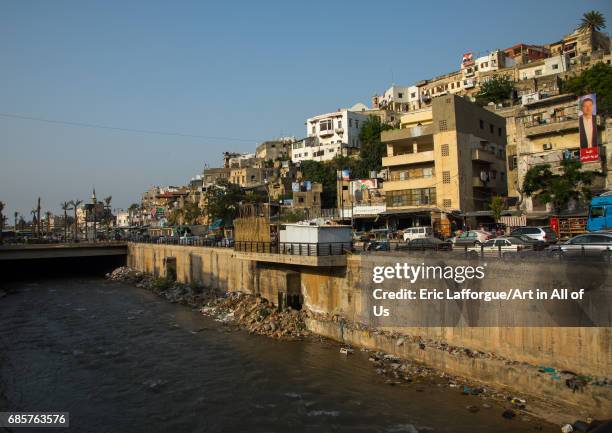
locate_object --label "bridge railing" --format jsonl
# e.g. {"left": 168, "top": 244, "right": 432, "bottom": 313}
{"left": 234, "top": 241, "right": 352, "bottom": 256}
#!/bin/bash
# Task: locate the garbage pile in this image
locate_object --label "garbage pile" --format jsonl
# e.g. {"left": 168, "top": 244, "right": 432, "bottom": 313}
{"left": 200, "top": 292, "right": 310, "bottom": 340}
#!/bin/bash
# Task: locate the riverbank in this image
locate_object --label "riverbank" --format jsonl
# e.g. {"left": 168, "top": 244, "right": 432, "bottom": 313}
{"left": 106, "top": 266, "right": 609, "bottom": 430}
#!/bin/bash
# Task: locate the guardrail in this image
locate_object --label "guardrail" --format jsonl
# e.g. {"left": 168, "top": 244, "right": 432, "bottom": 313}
{"left": 130, "top": 238, "right": 232, "bottom": 248}
{"left": 234, "top": 241, "right": 352, "bottom": 256}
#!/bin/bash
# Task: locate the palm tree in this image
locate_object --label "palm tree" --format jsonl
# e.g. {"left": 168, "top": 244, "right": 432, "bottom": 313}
{"left": 70, "top": 200, "right": 82, "bottom": 241}
{"left": 45, "top": 211, "right": 52, "bottom": 236}
{"left": 128, "top": 203, "right": 139, "bottom": 226}
{"left": 0, "top": 201, "right": 5, "bottom": 244}
{"left": 578, "top": 10, "right": 606, "bottom": 32}
{"left": 104, "top": 196, "right": 112, "bottom": 232}
{"left": 61, "top": 201, "right": 72, "bottom": 241}
{"left": 14, "top": 211, "right": 18, "bottom": 230}
{"left": 30, "top": 208, "right": 37, "bottom": 237}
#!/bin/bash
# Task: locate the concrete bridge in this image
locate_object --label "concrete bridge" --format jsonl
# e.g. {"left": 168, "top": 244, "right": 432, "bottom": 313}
{"left": 0, "top": 242, "right": 128, "bottom": 261}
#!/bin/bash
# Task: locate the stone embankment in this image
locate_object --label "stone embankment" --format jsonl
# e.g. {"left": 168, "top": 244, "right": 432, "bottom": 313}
{"left": 107, "top": 266, "right": 310, "bottom": 339}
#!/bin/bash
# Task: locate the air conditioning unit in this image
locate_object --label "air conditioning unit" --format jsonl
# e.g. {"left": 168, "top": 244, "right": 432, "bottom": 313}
{"left": 543, "top": 143, "right": 553, "bottom": 150}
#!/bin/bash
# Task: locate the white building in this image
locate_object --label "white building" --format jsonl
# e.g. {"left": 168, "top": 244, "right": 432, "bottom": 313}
{"left": 518, "top": 54, "right": 569, "bottom": 80}
{"left": 291, "top": 108, "right": 369, "bottom": 163}
{"left": 475, "top": 49, "right": 515, "bottom": 73}
{"left": 116, "top": 210, "right": 130, "bottom": 228}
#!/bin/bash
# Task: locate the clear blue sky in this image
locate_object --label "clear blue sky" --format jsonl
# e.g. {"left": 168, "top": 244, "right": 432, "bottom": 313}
{"left": 1, "top": 0, "right": 611, "bottom": 220}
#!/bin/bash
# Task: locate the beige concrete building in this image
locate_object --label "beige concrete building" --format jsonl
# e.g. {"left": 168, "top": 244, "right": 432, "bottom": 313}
{"left": 381, "top": 95, "right": 507, "bottom": 230}
{"left": 229, "top": 167, "right": 272, "bottom": 188}
{"left": 500, "top": 93, "right": 607, "bottom": 214}
{"left": 292, "top": 182, "right": 322, "bottom": 217}
{"left": 255, "top": 139, "right": 292, "bottom": 162}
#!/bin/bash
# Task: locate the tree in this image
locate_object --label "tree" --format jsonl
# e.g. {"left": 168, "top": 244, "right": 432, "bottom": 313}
{"left": 0, "top": 201, "right": 4, "bottom": 244}
{"left": 61, "top": 201, "right": 72, "bottom": 241}
{"left": 103, "top": 196, "right": 112, "bottom": 231}
{"left": 128, "top": 203, "right": 140, "bottom": 226}
{"left": 182, "top": 201, "right": 202, "bottom": 225}
{"left": 563, "top": 62, "right": 612, "bottom": 115}
{"left": 578, "top": 10, "right": 606, "bottom": 32}
{"left": 204, "top": 179, "right": 256, "bottom": 224}
{"left": 45, "top": 211, "right": 52, "bottom": 235}
{"left": 489, "top": 196, "right": 505, "bottom": 223}
{"left": 357, "top": 116, "right": 394, "bottom": 177}
{"left": 475, "top": 75, "right": 515, "bottom": 105}
{"left": 14, "top": 211, "right": 18, "bottom": 230}
{"left": 70, "top": 199, "right": 82, "bottom": 241}
{"left": 522, "top": 159, "right": 602, "bottom": 214}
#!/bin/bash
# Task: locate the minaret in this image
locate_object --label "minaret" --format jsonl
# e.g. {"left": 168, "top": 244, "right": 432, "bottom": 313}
{"left": 91, "top": 188, "right": 97, "bottom": 204}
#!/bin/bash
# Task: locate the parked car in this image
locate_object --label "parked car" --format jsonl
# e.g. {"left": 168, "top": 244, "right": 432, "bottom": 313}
{"left": 453, "top": 230, "right": 492, "bottom": 247}
{"left": 397, "top": 237, "right": 452, "bottom": 251}
{"left": 402, "top": 226, "right": 433, "bottom": 242}
{"left": 466, "top": 237, "right": 533, "bottom": 258}
{"left": 510, "top": 226, "right": 557, "bottom": 245}
{"left": 366, "top": 240, "right": 390, "bottom": 252}
{"left": 507, "top": 234, "right": 547, "bottom": 251}
{"left": 548, "top": 232, "right": 612, "bottom": 260}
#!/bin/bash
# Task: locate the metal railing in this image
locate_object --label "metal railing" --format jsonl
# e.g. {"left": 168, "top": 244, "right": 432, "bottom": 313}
{"left": 234, "top": 241, "right": 352, "bottom": 256}
{"left": 131, "top": 238, "right": 233, "bottom": 248}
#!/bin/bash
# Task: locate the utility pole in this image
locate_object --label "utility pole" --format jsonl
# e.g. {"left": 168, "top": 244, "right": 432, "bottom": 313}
{"left": 36, "top": 197, "right": 41, "bottom": 238}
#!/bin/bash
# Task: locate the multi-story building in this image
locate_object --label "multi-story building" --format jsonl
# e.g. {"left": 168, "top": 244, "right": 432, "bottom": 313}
{"left": 255, "top": 139, "right": 293, "bottom": 162}
{"left": 115, "top": 210, "right": 130, "bottom": 228}
{"left": 202, "top": 167, "right": 231, "bottom": 185}
{"left": 229, "top": 167, "right": 272, "bottom": 189}
{"left": 504, "top": 44, "right": 549, "bottom": 65}
{"left": 517, "top": 54, "right": 570, "bottom": 80}
{"left": 292, "top": 181, "right": 322, "bottom": 217}
{"left": 381, "top": 95, "right": 508, "bottom": 231}
{"left": 501, "top": 93, "right": 606, "bottom": 215}
{"left": 475, "top": 49, "right": 516, "bottom": 74}
{"left": 223, "top": 152, "right": 257, "bottom": 169}
{"left": 291, "top": 108, "right": 369, "bottom": 163}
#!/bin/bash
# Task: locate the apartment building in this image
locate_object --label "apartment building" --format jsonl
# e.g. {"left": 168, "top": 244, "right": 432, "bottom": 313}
{"left": 504, "top": 43, "right": 549, "bottom": 65}
{"left": 229, "top": 167, "right": 272, "bottom": 188}
{"left": 202, "top": 167, "right": 231, "bottom": 185}
{"left": 223, "top": 152, "right": 257, "bottom": 169}
{"left": 255, "top": 139, "right": 292, "bottom": 162}
{"left": 502, "top": 94, "right": 606, "bottom": 214}
{"left": 372, "top": 85, "right": 421, "bottom": 113}
{"left": 517, "top": 54, "right": 570, "bottom": 80}
{"left": 292, "top": 181, "right": 322, "bottom": 217}
{"left": 381, "top": 95, "right": 507, "bottom": 230}
{"left": 291, "top": 108, "right": 369, "bottom": 163}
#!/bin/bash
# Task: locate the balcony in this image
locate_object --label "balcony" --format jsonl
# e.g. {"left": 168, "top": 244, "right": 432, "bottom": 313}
{"left": 472, "top": 176, "right": 493, "bottom": 188}
{"left": 318, "top": 128, "right": 335, "bottom": 137}
{"left": 471, "top": 148, "right": 500, "bottom": 164}
{"left": 383, "top": 150, "right": 435, "bottom": 167}
{"left": 524, "top": 117, "right": 578, "bottom": 137}
{"left": 381, "top": 124, "right": 433, "bottom": 144}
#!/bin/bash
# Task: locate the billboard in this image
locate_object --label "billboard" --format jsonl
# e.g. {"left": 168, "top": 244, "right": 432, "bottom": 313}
{"left": 578, "top": 94, "right": 599, "bottom": 163}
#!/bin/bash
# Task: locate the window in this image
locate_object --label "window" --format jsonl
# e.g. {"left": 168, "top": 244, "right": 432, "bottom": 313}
{"left": 535, "top": 69, "right": 542, "bottom": 76}
{"left": 441, "top": 144, "right": 450, "bottom": 156}
{"left": 489, "top": 124, "right": 494, "bottom": 134}
{"left": 320, "top": 119, "right": 333, "bottom": 132}
{"left": 443, "top": 199, "right": 452, "bottom": 208}
{"left": 338, "top": 120, "right": 342, "bottom": 129}
{"left": 411, "top": 92, "right": 416, "bottom": 98}
{"left": 479, "top": 119, "right": 484, "bottom": 129}
{"left": 311, "top": 126, "right": 315, "bottom": 134}
{"left": 298, "top": 197, "right": 304, "bottom": 204}
{"left": 442, "top": 171, "right": 451, "bottom": 183}
{"left": 552, "top": 64, "right": 559, "bottom": 70}
{"left": 498, "top": 127, "right": 502, "bottom": 136}
{"left": 590, "top": 206, "right": 605, "bottom": 218}
{"left": 386, "top": 188, "right": 436, "bottom": 207}
{"left": 355, "top": 120, "right": 359, "bottom": 128}
{"left": 398, "top": 92, "right": 403, "bottom": 98}
{"left": 439, "top": 120, "right": 448, "bottom": 131}
{"left": 349, "top": 119, "right": 353, "bottom": 127}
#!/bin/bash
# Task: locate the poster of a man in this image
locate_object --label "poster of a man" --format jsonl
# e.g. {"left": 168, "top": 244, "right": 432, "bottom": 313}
{"left": 578, "top": 94, "right": 598, "bottom": 149}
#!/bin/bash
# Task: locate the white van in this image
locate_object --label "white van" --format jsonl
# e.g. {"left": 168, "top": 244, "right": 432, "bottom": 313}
{"left": 402, "top": 226, "right": 433, "bottom": 242}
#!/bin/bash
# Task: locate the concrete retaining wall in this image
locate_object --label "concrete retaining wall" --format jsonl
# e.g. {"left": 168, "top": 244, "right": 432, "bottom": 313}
{"left": 127, "top": 243, "right": 611, "bottom": 416}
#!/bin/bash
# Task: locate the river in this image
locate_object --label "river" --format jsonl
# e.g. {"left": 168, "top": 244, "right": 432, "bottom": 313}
{"left": 0, "top": 278, "right": 558, "bottom": 433}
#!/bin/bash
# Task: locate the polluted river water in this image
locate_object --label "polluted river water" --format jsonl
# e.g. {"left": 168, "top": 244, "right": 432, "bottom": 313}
{"left": 0, "top": 277, "right": 560, "bottom": 433}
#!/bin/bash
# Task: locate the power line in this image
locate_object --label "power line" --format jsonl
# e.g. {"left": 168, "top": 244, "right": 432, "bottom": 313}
{"left": 0, "top": 112, "right": 260, "bottom": 143}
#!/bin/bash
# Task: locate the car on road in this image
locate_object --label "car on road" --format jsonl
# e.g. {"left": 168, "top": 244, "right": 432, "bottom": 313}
{"left": 402, "top": 226, "right": 433, "bottom": 242}
{"left": 397, "top": 237, "right": 452, "bottom": 251}
{"left": 453, "top": 230, "right": 493, "bottom": 247}
{"left": 510, "top": 226, "right": 557, "bottom": 245}
{"left": 548, "top": 232, "right": 612, "bottom": 260}
{"left": 507, "top": 234, "right": 547, "bottom": 251}
{"left": 466, "top": 237, "right": 533, "bottom": 258}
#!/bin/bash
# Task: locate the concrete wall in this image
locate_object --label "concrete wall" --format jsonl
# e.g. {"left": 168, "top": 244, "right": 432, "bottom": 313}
{"left": 128, "top": 243, "right": 610, "bottom": 380}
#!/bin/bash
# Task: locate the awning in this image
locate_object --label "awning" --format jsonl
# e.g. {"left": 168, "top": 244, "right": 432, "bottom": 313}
{"left": 459, "top": 210, "right": 521, "bottom": 218}
{"left": 380, "top": 208, "right": 439, "bottom": 216}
